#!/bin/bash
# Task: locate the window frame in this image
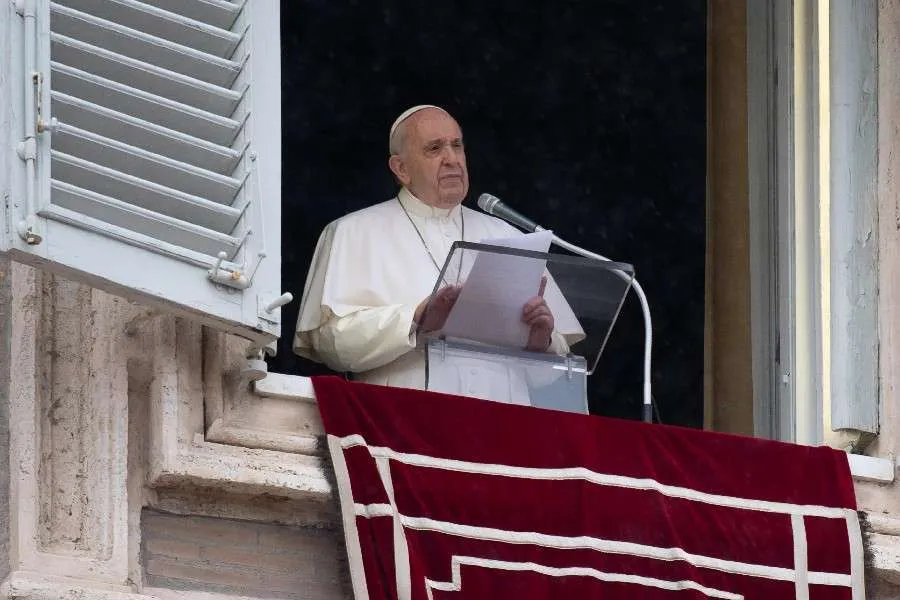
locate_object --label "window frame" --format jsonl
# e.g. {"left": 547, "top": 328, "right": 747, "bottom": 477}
{"left": 747, "top": 0, "right": 880, "bottom": 445}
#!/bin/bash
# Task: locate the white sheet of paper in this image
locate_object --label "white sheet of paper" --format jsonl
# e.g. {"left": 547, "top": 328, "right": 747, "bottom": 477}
{"left": 440, "top": 230, "right": 554, "bottom": 348}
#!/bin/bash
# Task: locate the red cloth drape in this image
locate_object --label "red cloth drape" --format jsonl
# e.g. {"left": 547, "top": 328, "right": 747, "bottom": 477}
{"left": 313, "top": 376, "right": 863, "bottom": 600}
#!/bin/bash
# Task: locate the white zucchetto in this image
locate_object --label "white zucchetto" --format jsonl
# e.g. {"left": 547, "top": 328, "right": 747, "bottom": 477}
{"left": 388, "top": 104, "right": 449, "bottom": 152}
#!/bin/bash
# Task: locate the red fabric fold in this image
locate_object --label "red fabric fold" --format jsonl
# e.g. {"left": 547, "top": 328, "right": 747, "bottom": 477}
{"left": 314, "top": 376, "right": 862, "bottom": 600}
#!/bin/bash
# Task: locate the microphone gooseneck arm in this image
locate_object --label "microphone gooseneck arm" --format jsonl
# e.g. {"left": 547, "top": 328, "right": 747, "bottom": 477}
{"left": 549, "top": 234, "right": 654, "bottom": 424}
{"left": 478, "top": 193, "right": 654, "bottom": 423}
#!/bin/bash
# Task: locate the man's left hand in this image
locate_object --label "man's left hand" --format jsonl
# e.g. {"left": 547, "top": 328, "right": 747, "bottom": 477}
{"left": 522, "top": 276, "right": 554, "bottom": 352}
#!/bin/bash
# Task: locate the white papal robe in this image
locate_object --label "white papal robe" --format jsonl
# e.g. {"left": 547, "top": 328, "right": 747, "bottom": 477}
{"left": 294, "top": 188, "right": 582, "bottom": 402}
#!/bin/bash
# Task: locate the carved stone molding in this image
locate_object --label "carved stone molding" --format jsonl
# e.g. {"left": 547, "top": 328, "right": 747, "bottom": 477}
{"left": 5, "top": 262, "right": 340, "bottom": 598}
{"left": 202, "top": 330, "right": 323, "bottom": 456}
{"left": 867, "top": 513, "right": 900, "bottom": 587}
{"left": 142, "top": 318, "right": 332, "bottom": 516}
{"left": 8, "top": 264, "right": 131, "bottom": 583}
{"left": 0, "top": 572, "right": 149, "bottom": 600}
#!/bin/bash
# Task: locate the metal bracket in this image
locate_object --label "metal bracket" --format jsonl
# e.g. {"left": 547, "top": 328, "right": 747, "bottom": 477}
{"left": 257, "top": 292, "right": 293, "bottom": 324}
{"left": 16, "top": 220, "right": 41, "bottom": 245}
{"left": 16, "top": 138, "right": 35, "bottom": 161}
{"left": 14, "top": 0, "right": 34, "bottom": 17}
{"left": 207, "top": 250, "right": 265, "bottom": 290}
{"left": 32, "top": 72, "right": 57, "bottom": 134}
{"left": 239, "top": 341, "right": 278, "bottom": 383}
{"left": 38, "top": 116, "right": 58, "bottom": 134}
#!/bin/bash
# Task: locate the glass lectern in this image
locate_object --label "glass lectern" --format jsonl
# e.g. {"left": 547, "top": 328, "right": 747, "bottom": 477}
{"left": 417, "top": 241, "right": 634, "bottom": 414}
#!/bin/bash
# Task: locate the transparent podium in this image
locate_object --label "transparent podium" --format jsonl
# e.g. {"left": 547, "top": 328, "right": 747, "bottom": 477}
{"left": 417, "top": 241, "right": 634, "bottom": 414}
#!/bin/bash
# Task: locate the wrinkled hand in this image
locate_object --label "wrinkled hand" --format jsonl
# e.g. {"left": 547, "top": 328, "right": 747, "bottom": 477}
{"left": 415, "top": 285, "right": 461, "bottom": 333}
{"left": 523, "top": 276, "right": 554, "bottom": 351}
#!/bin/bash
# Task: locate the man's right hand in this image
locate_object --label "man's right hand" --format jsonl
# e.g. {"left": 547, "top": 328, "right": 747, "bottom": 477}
{"left": 414, "top": 285, "right": 461, "bottom": 333}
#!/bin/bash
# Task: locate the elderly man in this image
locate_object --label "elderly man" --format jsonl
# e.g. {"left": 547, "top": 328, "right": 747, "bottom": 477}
{"left": 294, "top": 105, "right": 573, "bottom": 398}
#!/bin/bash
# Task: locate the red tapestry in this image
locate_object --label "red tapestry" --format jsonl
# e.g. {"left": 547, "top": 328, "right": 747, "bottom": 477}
{"left": 312, "top": 376, "right": 864, "bottom": 600}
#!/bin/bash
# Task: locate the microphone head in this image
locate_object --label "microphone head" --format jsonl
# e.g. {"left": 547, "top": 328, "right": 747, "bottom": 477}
{"left": 477, "top": 193, "right": 500, "bottom": 214}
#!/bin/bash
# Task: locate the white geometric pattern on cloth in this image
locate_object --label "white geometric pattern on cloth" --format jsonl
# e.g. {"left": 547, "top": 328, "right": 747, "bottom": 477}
{"left": 330, "top": 432, "right": 865, "bottom": 600}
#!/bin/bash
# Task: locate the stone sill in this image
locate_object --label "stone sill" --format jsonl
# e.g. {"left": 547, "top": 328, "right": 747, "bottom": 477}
{"left": 848, "top": 453, "right": 896, "bottom": 484}
{"left": 256, "top": 373, "right": 897, "bottom": 484}
{"left": 0, "top": 572, "right": 298, "bottom": 600}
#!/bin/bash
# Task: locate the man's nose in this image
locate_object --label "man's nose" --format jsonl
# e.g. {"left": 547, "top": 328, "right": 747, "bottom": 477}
{"left": 440, "top": 145, "right": 460, "bottom": 164}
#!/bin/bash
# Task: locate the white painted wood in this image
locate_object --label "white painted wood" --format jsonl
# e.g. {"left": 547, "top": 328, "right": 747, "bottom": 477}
{"left": 49, "top": 40, "right": 243, "bottom": 121}
{"left": 50, "top": 149, "right": 243, "bottom": 229}
{"left": 747, "top": 0, "right": 780, "bottom": 440}
{"left": 140, "top": 0, "right": 242, "bottom": 31}
{"left": 790, "top": 0, "right": 826, "bottom": 446}
{"left": 49, "top": 179, "right": 242, "bottom": 257}
{"left": 2, "top": 0, "right": 284, "bottom": 344}
{"left": 748, "top": 0, "right": 823, "bottom": 443}
{"left": 50, "top": 3, "right": 242, "bottom": 86}
{"left": 61, "top": 0, "right": 243, "bottom": 58}
{"left": 50, "top": 90, "right": 243, "bottom": 172}
{"left": 0, "top": 0, "right": 18, "bottom": 254}
{"left": 829, "top": 0, "right": 879, "bottom": 435}
{"left": 51, "top": 122, "right": 244, "bottom": 203}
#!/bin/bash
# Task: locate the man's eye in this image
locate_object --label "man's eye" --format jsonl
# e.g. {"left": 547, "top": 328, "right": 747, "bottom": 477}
{"left": 452, "top": 140, "right": 464, "bottom": 149}
{"left": 426, "top": 144, "right": 441, "bottom": 153}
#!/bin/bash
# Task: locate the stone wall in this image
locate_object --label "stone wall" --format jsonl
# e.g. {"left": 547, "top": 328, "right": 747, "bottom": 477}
{"left": 142, "top": 510, "right": 348, "bottom": 598}
{"left": 0, "top": 262, "right": 345, "bottom": 599}
{"left": 0, "top": 257, "right": 10, "bottom": 582}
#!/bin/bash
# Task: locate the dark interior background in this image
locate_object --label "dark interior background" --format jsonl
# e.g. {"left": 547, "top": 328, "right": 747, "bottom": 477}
{"left": 271, "top": 0, "right": 707, "bottom": 428}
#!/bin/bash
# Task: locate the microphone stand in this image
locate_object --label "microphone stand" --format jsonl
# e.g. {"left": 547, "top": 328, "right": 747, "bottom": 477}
{"left": 549, "top": 234, "right": 654, "bottom": 424}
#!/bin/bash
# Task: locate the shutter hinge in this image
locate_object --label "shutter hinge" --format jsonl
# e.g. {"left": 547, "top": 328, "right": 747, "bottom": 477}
{"left": 207, "top": 250, "right": 265, "bottom": 289}
{"left": 14, "top": 0, "right": 34, "bottom": 17}
{"left": 15, "top": 136, "right": 41, "bottom": 245}
{"left": 33, "top": 72, "right": 57, "bottom": 134}
{"left": 207, "top": 250, "right": 295, "bottom": 322}
{"left": 16, "top": 137, "right": 36, "bottom": 161}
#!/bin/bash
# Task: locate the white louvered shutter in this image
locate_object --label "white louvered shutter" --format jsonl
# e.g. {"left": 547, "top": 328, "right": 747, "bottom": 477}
{"left": 1, "top": 0, "right": 285, "bottom": 344}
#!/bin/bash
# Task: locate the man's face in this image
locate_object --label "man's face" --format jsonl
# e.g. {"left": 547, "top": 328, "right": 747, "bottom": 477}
{"left": 391, "top": 109, "right": 469, "bottom": 209}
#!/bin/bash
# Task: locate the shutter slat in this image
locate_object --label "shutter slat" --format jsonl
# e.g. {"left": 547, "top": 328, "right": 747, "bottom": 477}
{"left": 52, "top": 123, "right": 245, "bottom": 204}
{"left": 49, "top": 180, "right": 243, "bottom": 258}
{"left": 51, "top": 2, "right": 243, "bottom": 87}
{"left": 51, "top": 60, "right": 241, "bottom": 145}
{"left": 56, "top": 0, "right": 242, "bottom": 59}
{"left": 51, "top": 151, "right": 243, "bottom": 233}
{"left": 140, "top": 0, "right": 243, "bottom": 30}
{"left": 38, "top": 204, "right": 243, "bottom": 269}
{"left": 52, "top": 91, "right": 243, "bottom": 173}
{"left": 51, "top": 36, "right": 244, "bottom": 119}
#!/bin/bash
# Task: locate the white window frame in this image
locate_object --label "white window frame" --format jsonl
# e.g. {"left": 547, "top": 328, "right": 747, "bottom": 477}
{"left": 748, "top": 0, "right": 879, "bottom": 446}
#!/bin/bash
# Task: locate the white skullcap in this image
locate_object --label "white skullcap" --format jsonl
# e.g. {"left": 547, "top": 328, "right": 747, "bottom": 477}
{"left": 389, "top": 104, "right": 449, "bottom": 153}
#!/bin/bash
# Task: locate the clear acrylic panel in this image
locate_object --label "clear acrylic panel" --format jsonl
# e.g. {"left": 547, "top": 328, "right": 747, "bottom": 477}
{"left": 426, "top": 338, "right": 589, "bottom": 413}
{"left": 417, "top": 241, "right": 634, "bottom": 376}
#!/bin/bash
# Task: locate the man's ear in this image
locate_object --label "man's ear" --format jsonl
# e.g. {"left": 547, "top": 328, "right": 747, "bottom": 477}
{"left": 388, "top": 155, "right": 411, "bottom": 186}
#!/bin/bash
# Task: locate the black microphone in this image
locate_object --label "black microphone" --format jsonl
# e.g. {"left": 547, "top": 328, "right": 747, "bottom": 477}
{"left": 477, "top": 193, "right": 546, "bottom": 233}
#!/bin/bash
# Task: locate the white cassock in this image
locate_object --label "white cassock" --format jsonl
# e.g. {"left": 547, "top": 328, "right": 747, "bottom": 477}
{"left": 294, "top": 187, "right": 584, "bottom": 404}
